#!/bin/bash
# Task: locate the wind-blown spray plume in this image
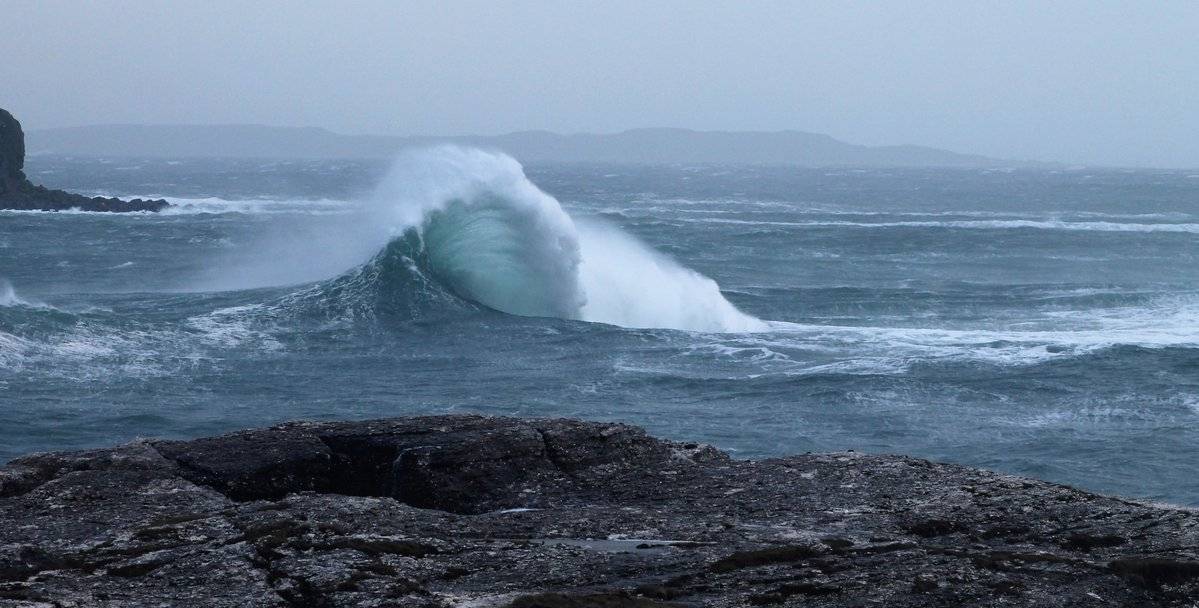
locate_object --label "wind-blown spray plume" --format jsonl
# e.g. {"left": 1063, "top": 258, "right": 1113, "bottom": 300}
{"left": 326, "top": 146, "right": 766, "bottom": 332}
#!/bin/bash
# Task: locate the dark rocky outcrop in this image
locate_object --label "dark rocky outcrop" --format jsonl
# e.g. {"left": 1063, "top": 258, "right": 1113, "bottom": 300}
{"left": 0, "top": 108, "right": 167, "bottom": 212}
{"left": 0, "top": 110, "right": 26, "bottom": 193}
{"left": 1, "top": 415, "right": 1196, "bottom": 607}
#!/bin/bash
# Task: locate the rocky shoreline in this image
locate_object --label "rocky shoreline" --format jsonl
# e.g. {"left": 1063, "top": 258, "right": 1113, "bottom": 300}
{"left": 0, "top": 109, "right": 168, "bottom": 213}
{"left": 0, "top": 415, "right": 1196, "bottom": 607}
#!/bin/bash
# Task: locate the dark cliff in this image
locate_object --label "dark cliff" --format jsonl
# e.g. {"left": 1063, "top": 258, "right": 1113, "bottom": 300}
{"left": 0, "top": 108, "right": 168, "bottom": 212}
{"left": 1, "top": 415, "right": 1196, "bottom": 607}
{"left": 0, "top": 109, "right": 27, "bottom": 194}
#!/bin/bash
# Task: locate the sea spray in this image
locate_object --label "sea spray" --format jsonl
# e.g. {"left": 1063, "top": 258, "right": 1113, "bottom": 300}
{"left": 0, "top": 279, "right": 50, "bottom": 309}
{"left": 184, "top": 146, "right": 763, "bottom": 331}
{"left": 0, "top": 280, "right": 24, "bottom": 307}
{"left": 355, "top": 146, "right": 764, "bottom": 331}
{"left": 574, "top": 218, "right": 766, "bottom": 331}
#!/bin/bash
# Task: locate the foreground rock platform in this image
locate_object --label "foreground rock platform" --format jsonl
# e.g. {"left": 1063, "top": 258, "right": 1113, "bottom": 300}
{"left": 0, "top": 108, "right": 168, "bottom": 213}
{"left": 1, "top": 416, "right": 1196, "bottom": 607}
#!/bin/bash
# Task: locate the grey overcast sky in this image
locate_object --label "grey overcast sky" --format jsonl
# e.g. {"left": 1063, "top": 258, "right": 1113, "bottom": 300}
{"left": 1, "top": 1, "right": 1197, "bottom": 167}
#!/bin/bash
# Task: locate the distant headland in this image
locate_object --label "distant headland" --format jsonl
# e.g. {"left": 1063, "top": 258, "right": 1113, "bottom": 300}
{"left": 0, "top": 108, "right": 168, "bottom": 212}
{"left": 27, "top": 122, "right": 1046, "bottom": 168}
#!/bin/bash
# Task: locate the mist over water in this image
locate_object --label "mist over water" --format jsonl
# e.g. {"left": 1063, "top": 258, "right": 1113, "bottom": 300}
{"left": 2, "top": 157, "right": 1198, "bottom": 505}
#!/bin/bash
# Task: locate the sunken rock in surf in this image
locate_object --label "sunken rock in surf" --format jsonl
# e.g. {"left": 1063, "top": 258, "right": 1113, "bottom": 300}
{"left": 1, "top": 415, "right": 1196, "bottom": 606}
{"left": 0, "top": 108, "right": 168, "bottom": 212}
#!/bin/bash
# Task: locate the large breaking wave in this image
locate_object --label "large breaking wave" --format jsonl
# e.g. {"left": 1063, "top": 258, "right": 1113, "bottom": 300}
{"left": 297, "top": 147, "right": 764, "bottom": 332}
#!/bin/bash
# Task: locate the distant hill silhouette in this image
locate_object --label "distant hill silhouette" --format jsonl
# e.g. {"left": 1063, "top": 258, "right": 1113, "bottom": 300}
{"left": 28, "top": 124, "right": 1033, "bottom": 167}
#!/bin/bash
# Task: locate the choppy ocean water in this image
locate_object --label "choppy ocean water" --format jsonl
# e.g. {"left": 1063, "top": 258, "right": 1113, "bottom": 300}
{"left": 3, "top": 151, "right": 1198, "bottom": 505}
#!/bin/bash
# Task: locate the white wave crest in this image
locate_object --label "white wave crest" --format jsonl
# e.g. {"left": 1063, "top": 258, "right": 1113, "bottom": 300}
{"left": 366, "top": 146, "right": 764, "bottom": 332}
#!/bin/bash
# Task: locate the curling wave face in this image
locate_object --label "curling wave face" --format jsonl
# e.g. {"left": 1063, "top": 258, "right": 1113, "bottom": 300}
{"left": 332, "top": 147, "right": 764, "bottom": 332}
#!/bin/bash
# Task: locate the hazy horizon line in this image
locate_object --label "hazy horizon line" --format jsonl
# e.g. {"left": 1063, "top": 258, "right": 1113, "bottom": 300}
{"left": 24, "top": 121, "right": 1199, "bottom": 170}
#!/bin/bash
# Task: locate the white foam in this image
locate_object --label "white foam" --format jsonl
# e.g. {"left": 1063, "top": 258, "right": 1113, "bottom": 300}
{"left": 0, "top": 208, "right": 156, "bottom": 216}
{"left": 159, "top": 196, "right": 355, "bottom": 216}
{"left": 0, "top": 323, "right": 167, "bottom": 378}
{"left": 0, "top": 331, "right": 31, "bottom": 368}
{"left": 0, "top": 193, "right": 356, "bottom": 217}
{"left": 673, "top": 217, "right": 1199, "bottom": 234}
{"left": 1183, "top": 395, "right": 1199, "bottom": 415}
{"left": 674, "top": 295, "right": 1199, "bottom": 375}
{"left": 186, "top": 305, "right": 282, "bottom": 350}
{"left": 0, "top": 296, "right": 283, "bottom": 378}
{"left": 686, "top": 343, "right": 792, "bottom": 363}
{"left": 601, "top": 198, "right": 1195, "bottom": 222}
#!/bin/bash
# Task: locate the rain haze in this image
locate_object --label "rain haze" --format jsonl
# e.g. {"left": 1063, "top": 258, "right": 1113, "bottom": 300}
{"left": 2, "top": 0, "right": 1197, "bottom": 167}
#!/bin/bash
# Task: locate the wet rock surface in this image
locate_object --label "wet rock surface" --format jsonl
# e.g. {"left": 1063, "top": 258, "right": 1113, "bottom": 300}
{"left": 0, "top": 108, "right": 168, "bottom": 212}
{"left": 0, "top": 415, "right": 1196, "bottom": 607}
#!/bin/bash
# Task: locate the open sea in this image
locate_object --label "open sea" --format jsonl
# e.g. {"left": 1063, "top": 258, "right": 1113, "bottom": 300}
{"left": 2, "top": 149, "right": 1198, "bottom": 505}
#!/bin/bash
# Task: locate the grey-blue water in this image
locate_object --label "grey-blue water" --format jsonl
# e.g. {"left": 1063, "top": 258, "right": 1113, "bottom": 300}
{"left": 3, "top": 150, "right": 1198, "bottom": 505}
